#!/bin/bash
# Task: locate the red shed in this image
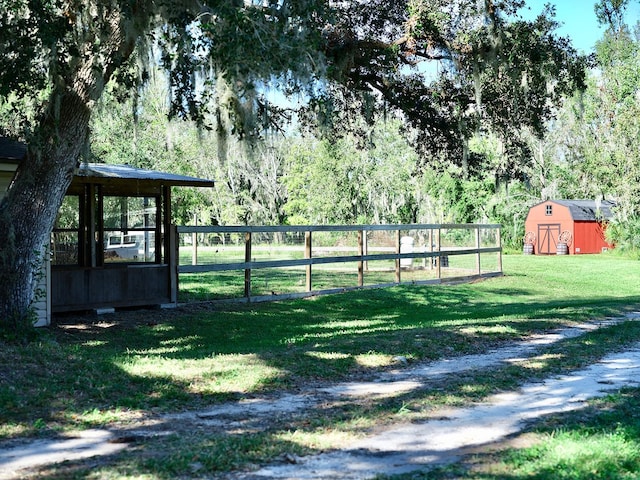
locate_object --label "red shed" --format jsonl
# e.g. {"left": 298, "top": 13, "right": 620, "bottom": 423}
{"left": 524, "top": 199, "right": 616, "bottom": 255}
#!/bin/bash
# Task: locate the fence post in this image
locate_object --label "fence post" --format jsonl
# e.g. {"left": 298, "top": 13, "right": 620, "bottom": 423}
{"left": 170, "top": 225, "right": 178, "bottom": 304}
{"left": 395, "top": 229, "right": 401, "bottom": 283}
{"left": 191, "top": 213, "right": 198, "bottom": 266}
{"left": 475, "top": 225, "right": 481, "bottom": 275}
{"left": 363, "top": 229, "right": 369, "bottom": 272}
{"left": 357, "top": 229, "right": 364, "bottom": 287}
{"left": 421, "top": 230, "right": 427, "bottom": 269}
{"left": 429, "top": 228, "right": 434, "bottom": 270}
{"left": 436, "top": 227, "right": 442, "bottom": 279}
{"left": 305, "top": 231, "right": 312, "bottom": 292}
{"left": 497, "top": 226, "right": 503, "bottom": 274}
{"left": 244, "top": 231, "right": 252, "bottom": 299}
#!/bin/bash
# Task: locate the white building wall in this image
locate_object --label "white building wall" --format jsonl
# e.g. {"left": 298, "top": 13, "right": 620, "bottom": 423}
{"left": 0, "top": 163, "right": 51, "bottom": 327}
{"left": 31, "top": 255, "right": 51, "bottom": 327}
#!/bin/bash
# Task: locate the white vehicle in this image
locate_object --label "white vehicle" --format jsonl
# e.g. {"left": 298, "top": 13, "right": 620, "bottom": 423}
{"left": 104, "top": 232, "right": 154, "bottom": 261}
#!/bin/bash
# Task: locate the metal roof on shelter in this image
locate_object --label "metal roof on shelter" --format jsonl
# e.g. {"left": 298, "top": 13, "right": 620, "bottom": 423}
{"left": 549, "top": 199, "right": 616, "bottom": 221}
{"left": 1, "top": 137, "right": 214, "bottom": 187}
{"left": 75, "top": 163, "right": 215, "bottom": 187}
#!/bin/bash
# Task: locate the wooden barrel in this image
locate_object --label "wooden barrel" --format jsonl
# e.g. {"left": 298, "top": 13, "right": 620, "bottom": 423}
{"left": 556, "top": 242, "right": 568, "bottom": 255}
{"left": 523, "top": 244, "right": 534, "bottom": 255}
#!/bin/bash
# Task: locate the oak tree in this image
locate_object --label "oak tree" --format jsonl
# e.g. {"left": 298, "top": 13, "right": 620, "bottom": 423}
{"left": 0, "top": 0, "right": 587, "bottom": 334}
{"left": 0, "top": 0, "right": 327, "bottom": 332}
{"left": 308, "top": 0, "right": 588, "bottom": 177}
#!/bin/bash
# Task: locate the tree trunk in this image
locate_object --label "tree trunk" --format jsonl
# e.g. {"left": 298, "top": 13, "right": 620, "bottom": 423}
{"left": 0, "top": 90, "right": 91, "bottom": 331}
{"left": 0, "top": 3, "right": 152, "bottom": 333}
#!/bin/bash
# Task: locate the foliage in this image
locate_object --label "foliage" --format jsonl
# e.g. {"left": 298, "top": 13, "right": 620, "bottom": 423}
{"left": 0, "top": 0, "right": 590, "bottom": 330}
{"left": 91, "top": 76, "right": 540, "bottom": 236}
{"left": 91, "top": 75, "right": 217, "bottom": 225}
{"left": 605, "top": 216, "right": 640, "bottom": 258}
{"left": 519, "top": 4, "right": 640, "bottom": 247}
{"left": 91, "top": 74, "right": 294, "bottom": 226}
{"left": 595, "top": 0, "right": 630, "bottom": 32}
{"left": 89, "top": 71, "right": 582, "bottom": 252}
{"left": 94, "top": 77, "right": 534, "bottom": 231}
{"left": 282, "top": 120, "right": 420, "bottom": 225}
{"left": 303, "top": 0, "right": 588, "bottom": 178}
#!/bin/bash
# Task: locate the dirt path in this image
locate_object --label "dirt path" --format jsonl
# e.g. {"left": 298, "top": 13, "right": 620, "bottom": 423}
{"left": 235, "top": 341, "right": 640, "bottom": 479}
{"left": 1, "top": 313, "right": 639, "bottom": 479}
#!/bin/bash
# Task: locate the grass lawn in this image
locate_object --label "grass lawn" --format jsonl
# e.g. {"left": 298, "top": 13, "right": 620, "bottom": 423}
{"left": 1, "top": 253, "right": 640, "bottom": 478}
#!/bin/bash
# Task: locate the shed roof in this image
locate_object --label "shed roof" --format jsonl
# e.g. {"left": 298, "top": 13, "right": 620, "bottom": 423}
{"left": 0, "top": 137, "right": 214, "bottom": 187}
{"left": 75, "top": 163, "right": 215, "bottom": 187}
{"left": 548, "top": 199, "right": 616, "bottom": 221}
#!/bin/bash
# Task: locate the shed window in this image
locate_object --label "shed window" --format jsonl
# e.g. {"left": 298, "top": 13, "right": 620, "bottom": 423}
{"left": 103, "top": 196, "right": 159, "bottom": 263}
{"left": 51, "top": 195, "right": 80, "bottom": 265}
{"left": 545, "top": 205, "right": 553, "bottom": 216}
{"left": 50, "top": 191, "right": 163, "bottom": 267}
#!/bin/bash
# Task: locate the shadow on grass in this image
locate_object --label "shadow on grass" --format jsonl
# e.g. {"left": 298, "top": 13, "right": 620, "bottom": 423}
{"left": 3, "top": 282, "right": 638, "bottom": 426}
{"left": 21, "top": 385, "right": 640, "bottom": 480}
{"left": 1, "top": 283, "right": 640, "bottom": 478}
{"left": 11, "top": 427, "right": 315, "bottom": 480}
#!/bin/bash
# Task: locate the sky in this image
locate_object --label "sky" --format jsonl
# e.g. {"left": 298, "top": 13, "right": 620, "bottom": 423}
{"left": 523, "top": 0, "right": 640, "bottom": 53}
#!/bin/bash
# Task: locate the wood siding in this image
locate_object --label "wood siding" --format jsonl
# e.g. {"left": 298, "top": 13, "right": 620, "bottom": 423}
{"left": 573, "top": 221, "right": 610, "bottom": 254}
{"left": 525, "top": 201, "right": 612, "bottom": 255}
{"left": 525, "top": 201, "right": 574, "bottom": 254}
{"left": 51, "top": 265, "right": 171, "bottom": 312}
{"left": 1, "top": 162, "right": 51, "bottom": 325}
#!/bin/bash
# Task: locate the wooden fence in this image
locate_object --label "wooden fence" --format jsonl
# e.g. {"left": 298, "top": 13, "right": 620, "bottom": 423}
{"left": 176, "top": 223, "right": 502, "bottom": 303}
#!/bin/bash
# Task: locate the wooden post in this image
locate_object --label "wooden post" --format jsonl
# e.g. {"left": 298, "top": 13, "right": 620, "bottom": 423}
{"left": 83, "top": 185, "right": 90, "bottom": 267}
{"left": 497, "top": 227, "right": 503, "bottom": 274}
{"left": 395, "top": 229, "right": 401, "bottom": 283}
{"left": 429, "top": 228, "right": 434, "bottom": 270}
{"left": 162, "top": 186, "right": 171, "bottom": 265}
{"left": 96, "top": 185, "right": 104, "bottom": 266}
{"left": 191, "top": 213, "right": 198, "bottom": 266}
{"left": 169, "top": 225, "right": 178, "bottom": 304}
{"left": 363, "top": 229, "right": 369, "bottom": 272}
{"left": 357, "top": 229, "right": 364, "bottom": 287}
{"left": 436, "top": 227, "right": 442, "bottom": 279}
{"left": 476, "top": 226, "right": 481, "bottom": 275}
{"left": 305, "top": 231, "right": 312, "bottom": 292}
{"left": 142, "top": 196, "right": 152, "bottom": 262}
{"left": 244, "top": 231, "right": 252, "bottom": 299}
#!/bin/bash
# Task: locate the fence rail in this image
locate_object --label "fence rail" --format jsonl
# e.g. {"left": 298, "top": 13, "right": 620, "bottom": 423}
{"left": 175, "top": 223, "right": 502, "bottom": 303}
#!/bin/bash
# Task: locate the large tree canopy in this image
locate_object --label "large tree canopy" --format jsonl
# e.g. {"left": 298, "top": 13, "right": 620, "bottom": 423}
{"left": 0, "top": 0, "right": 587, "bottom": 333}
{"left": 0, "top": 0, "right": 328, "bottom": 332}
{"left": 309, "top": 0, "right": 588, "bottom": 177}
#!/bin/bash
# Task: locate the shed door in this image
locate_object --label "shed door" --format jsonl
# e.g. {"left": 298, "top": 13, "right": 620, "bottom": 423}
{"left": 537, "top": 224, "right": 561, "bottom": 255}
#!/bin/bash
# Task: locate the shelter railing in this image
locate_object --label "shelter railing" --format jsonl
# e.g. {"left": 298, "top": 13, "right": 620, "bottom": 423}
{"left": 175, "top": 223, "right": 502, "bottom": 303}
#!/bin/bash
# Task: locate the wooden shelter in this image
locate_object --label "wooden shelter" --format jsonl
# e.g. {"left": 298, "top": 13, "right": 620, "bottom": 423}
{"left": 1, "top": 138, "right": 214, "bottom": 322}
{"left": 524, "top": 199, "right": 615, "bottom": 255}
